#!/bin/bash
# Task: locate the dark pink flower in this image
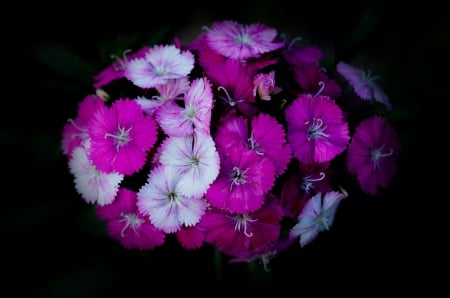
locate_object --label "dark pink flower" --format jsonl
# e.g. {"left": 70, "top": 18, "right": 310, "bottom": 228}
{"left": 95, "top": 188, "right": 165, "bottom": 250}
{"left": 285, "top": 94, "right": 350, "bottom": 164}
{"left": 88, "top": 99, "right": 158, "bottom": 175}
{"left": 280, "top": 161, "right": 332, "bottom": 219}
{"left": 346, "top": 115, "right": 400, "bottom": 195}
{"left": 201, "top": 194, "right": 283, "bottom": 257}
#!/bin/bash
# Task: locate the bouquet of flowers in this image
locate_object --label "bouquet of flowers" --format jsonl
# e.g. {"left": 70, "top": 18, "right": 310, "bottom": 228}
{"left": 61, "top": 20, "right": 400, "bottom": 270}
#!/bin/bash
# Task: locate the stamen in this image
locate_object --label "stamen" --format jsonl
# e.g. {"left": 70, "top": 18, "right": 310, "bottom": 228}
{"left": 231, "top": 214, "right": 258, "bottom": 237}
{"left": 217, "top": 86, "right": 243, "bottom": 107}
{"left": 305, "top": 118, "right": 329, "bottom": 141}
{"left": 230, "top": 166, "right": 250, "bottom": 190}
{"left": 110, "top": 49, "right": 132, "bottom": 71}
{"left": 301, "top": 172, "right": 326, "bottom": 194}
{"left": 371, "top": 144, "right": 394, "bottom": 170}
{"left": 104, "top": 126, "right": 133, "bottom": 151}
{"left": 118, "top": 212, "right": 143, "bottom": 237}
{"left": 314, "top": 81, "right": 325, "bottom": 97}
{"left": 246, "top": 133, "right": 264, "bottom": 155}
{"left": 288, "top": 36, "right": 303, "bottom": 51}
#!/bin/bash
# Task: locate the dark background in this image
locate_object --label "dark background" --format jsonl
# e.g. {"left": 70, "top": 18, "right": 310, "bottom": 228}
{"left": 4, "top": 0, "right": 445, "bottom": 295}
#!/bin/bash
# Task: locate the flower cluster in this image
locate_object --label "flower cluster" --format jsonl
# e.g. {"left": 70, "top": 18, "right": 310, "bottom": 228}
{"left": 61, "top": 20, "right": 400, "bottom": 268}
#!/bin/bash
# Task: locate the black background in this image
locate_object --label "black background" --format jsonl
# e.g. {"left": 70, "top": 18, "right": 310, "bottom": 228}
{"left": 4, "top": 0, "right": 445, "bottom": 295}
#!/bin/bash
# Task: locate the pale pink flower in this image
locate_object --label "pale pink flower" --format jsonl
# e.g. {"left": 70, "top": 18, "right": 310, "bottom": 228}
{"left": 159, "top": 132, "right": 220, "bottom": 198}
{"left": 137, "top": 165, "right": 207, "bottom": 233}
{"left": 124, "top": 44, "right": 194, "bottom": 89}
{"left": 69, "top": 145, "right": 123, "bottom": 206}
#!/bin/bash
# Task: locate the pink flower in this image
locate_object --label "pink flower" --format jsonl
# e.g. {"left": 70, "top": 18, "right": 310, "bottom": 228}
{"left": 175, "top": 223, "right": 206, "bottom": 250}
{"left": 124, "top": 45, "right": 194, "bottom": 89}
{"left": 252, "top": 70, "right": 281, "bottom": 101}
{"left": 346, "top": 115, "right": 400, "bottom": 195}
{"left": 201, "top": 194, "right": 283, "bottom": 257}
{"left": 88, "top": 99, "right": 158, "bottom": 175}
{"left": 95, "top": 188, "right": 165, "bottom": 250}
{"left": 137, "top": 165, "right": 207, "bottom": 233}
{"left": 205, "top": 146, "right": 275, "bottom": 214}
{"left": 204, "top": 20, "right": 283, "bottom": 60}
{"left": 285, "top": 94, "right": 350, "bottom": 164}
{"left": 337, "top": 61, "right": 392, "bottom": 110}
{"left": 69, "top": 145, "right": 123, "bottom": 206}
{"left": 290, "top": 191, "right": 346, "bottom": 247}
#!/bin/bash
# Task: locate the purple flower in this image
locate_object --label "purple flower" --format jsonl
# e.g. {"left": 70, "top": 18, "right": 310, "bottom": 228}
{"left": 337, "top": 61, "right": 392, "bottom": 110}
{"left": 290, "top": 191, "right": 346, "bottom": 247}
{"left": 204, "top": 20, "right": 283, "bottom": 60}
{"left": 285, "top": 94, "right": 350, "bottom": 164}
{"left": 88, "top": 99, "right": 158, "bottom": 175}
{"left": 346, "top": 115, "right": 400, "bottom": 195}
{"left": 96, "top": 188, "right": 165, "bottom": 250}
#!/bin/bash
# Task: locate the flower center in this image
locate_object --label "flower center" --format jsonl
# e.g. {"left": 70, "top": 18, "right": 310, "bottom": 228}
{"left": 105, "top": 126, "right": 133, "bottom": 151}
{"left": 183, "top": 106, "right": 197, "bottom": 120}
{"left": 230, "top": 166, "right": 249, "bottom": 190}
{"left": 167, "top": 191, "right": 178, "bottom": 202}
{"left": 234, "top": 29, "right": 252, "bottom": 45}
{"left": 232, "top": 214, "right": 257, "bottom": 237}
{"left": 305, "top": 118, "right": 329, "bottom": 141}
{"left": 118, "top": 212, "right": 143, "bottom": 237}
{"left": 370, "top": 144, "right": 394, "bottom": 170}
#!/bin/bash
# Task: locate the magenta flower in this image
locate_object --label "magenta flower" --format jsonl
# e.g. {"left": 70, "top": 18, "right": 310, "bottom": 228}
{"left": 290, "top": 191, "right": 346, "bottom": 247}
{"left": 175, "top": 222, "right": 206, "bottom": 250}
{"left": 285, "top": 94, "right": 350, "bottom": 164}
{"left": 337, "top": 61, "right": 392, "bottom": 110}
{"left": 137, "top": 165, "right": 207, "bottom": 233}
{"left": 62, "top": 94, "right": 105, "bottom": 157}
{"left": 95, "top": 188, "right": 165, "bottom": 250}
{"left": 93, "top": 46, "right": 150, "bottom": 89}
{"left": 124, "top": 44, "right": 194, "bottom": 89}
{"left": 88, "top": 99, "right": 158, "bottom": 175}
{"left": 68, "top": 145, "right": 124, "bottom": 206}
{"left": 346, "top": 115, "right": 400, "bottom": 195}
{"left": 204, "top": 20, "right": 283, "bottom": 60}
{"left": 201, "top": 194, "right": 283, "bottom": 257}
{"left": 205, "top": 146, "right": 275, "bottom": 214}
{"left": 214, "top": 113, "right": 291, "bottom": 176}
